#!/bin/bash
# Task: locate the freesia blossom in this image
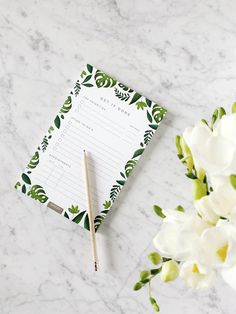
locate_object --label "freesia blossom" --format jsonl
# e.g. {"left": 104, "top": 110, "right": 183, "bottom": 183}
{"left": 195, "top": 184, "right": 236, "bottom": 222}
{"left": 183, "top": 114, "right": 236, "bottom": 179}
{"left": 153, "top": 209, "right": 211, "bottom": 261}
{"left": 180, "top": 261, "right": 215, "bottom": 290}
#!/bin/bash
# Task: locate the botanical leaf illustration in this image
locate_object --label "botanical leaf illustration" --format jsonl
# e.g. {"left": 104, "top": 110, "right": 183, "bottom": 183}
{"left": 82, "top": 75, "right": 92, "bottom": 84}
{"left": 82, "top": 83, "right": 93, "bottom": 87}
{"left": 64, "top": 212, "right": 69, "bottom": 219}
{"left": 125, "top": 160, "right": 137, "bottom": 177}
{"left": 74, "top": 80, "right": 81, "bottom": 96}
{"left": 94, "top": 210, "right": 109, "bottom": 231}
{"left": 60, "top": 96, "right": 72, "bottom": 113}
{"left": 110, "top": 184, "right": 121, "bottom": 201}
{"left": 149, "top": 124, "right": 158, "bottom": 130}
{"left": 132, "top": 148, "right": 145, "bottom": 159}
{"left": 114, "top": 88, "right": 130, "bottom": 101}
{"left": 54, "top": 115, "right": 61, "bottom": 129}
{"left": 136, "top": 101, "right": 147, "bottom": 110}
{"left": 144, "top": 130, "right": 154, "bottom": 145}
{"left": 27, "top": 185, "right": 48, "bottom": 203}
{"left": 84, "top": 213, "right": 90, "bottom": 231}
{"left": 72, "top": 210, "right": 86, "bottom": 224}
{"left": 95, "top": 70, "right": 117, "bottom": 88}
{"left": 87, "top": 64, "right": 93, "bottom": 73}
{"left": 130, "top": 92, "right": 142, "bottom": 104}
{"left": 147, "top": 110, "right": 153, "bottom": 123}
{"left": 152, "top": 104, "right": 167, "bottom": 124}
{"left": 145, "top": 98, "right": 152, "bottom": 107}
{"left": 15, "top": 181, "right": 21, "bottom": 189}
{"left": 118, "top": 83, "right": 133, "bottom": 92}
{"left": 103, "top": 200, "right": 112, "bottom": 209}
{"left": 68, "top": 205, "right": 79, "bottom": 214}
{"left": 27, "top": 151, "right": 39, "bottom": 169}
{"left": 22, "top": 184, "right": 26, "bottom": 194}
{"left": 116, "top": 180, "right": 125, "bottom": 186}
{"left": 41, "top": 136, "right": 48, "bottom": 152}
{"left": 21, "top": 173, "right": 31, "bottom": 185}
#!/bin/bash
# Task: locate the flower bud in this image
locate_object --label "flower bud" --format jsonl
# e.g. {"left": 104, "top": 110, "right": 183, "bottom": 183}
{"left": 160, "top": 260, "right": 179, "bottom": 282}
{"left": 192, "top": 179, "right": 207, "bottom": 201}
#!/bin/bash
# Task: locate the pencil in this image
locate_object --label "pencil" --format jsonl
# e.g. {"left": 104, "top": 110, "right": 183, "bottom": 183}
{"left": 83, "top": 150, "right": 99, "bottom": 271}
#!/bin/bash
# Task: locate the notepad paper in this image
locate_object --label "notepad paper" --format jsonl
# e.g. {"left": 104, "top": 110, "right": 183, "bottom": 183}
{"left": 15, "top": 64, "right": 167, "bottom": 231}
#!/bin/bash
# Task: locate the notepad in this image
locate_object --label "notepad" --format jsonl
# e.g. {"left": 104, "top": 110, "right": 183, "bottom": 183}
{"left": 15, "top": 64, "right": 167, "bottom": 231}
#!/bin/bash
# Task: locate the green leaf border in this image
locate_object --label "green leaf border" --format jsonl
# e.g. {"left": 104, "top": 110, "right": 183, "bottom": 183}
{"left": 15, "top": 64, "right": 167, "bottom": 231}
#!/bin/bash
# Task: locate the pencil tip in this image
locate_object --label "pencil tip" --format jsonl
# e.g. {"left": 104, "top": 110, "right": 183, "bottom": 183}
{"left": 94, "top": 262, "right": 98, "bottom": 271}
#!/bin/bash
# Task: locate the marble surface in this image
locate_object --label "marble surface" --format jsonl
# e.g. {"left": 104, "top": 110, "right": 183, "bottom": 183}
{"left": 1, "top": 0, "right": 236, "bottom": 313}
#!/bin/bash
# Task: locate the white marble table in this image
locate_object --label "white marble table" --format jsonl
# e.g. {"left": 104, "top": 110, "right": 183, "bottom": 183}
{"left": 1, "top": 0, "right": 236, "bottom": 313}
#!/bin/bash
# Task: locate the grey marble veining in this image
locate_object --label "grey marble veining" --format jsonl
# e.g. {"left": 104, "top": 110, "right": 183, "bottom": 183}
{"left": 1, "top": 0, "right": 236, "bottom": 313}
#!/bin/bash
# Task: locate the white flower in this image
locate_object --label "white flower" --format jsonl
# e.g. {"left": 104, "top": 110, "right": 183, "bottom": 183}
{"left": 153, "top": 210, "right": 211, "bottom": 261}
{"left": 195, "top": 196, "right": 219, "bottom": 225}
{"left": 183, "top": 115, "right": 236, "bottom": 178}
{"left": 180, "top": 261, "right": 215, "bottom": 290}
{"left": 214, "top": 113, "right": 236, "bottom": 146}
{"left": 199, "top": 222, "right": 236, "bottom": 268}
{"left": 221, "top": 265, "right": 236, "bottom": 291}
{"left": 195, "top": 184, "right": 236, "bottom": 221}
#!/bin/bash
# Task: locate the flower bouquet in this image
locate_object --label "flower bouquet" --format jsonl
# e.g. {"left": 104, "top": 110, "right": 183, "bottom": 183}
{"left": 133, "top": 103, "right": 236, "bottom": 312}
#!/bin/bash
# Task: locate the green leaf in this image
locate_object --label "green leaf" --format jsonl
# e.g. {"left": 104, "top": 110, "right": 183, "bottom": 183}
{"left": 125, "top": 159, "right": 137, "bottom": 177}
{"left": 82, "top": 75, "right": 92, "bottom": 84}
{"left": 64, "top": 212, "right": 69, "bottom": 219}
{"left": 153, "top": 205, "right": 166, "bottom": 218}
{"left": 148, "top": 252, "right": 162, "bottom": 265}
{"left": 114, "top": 88, "right": 130, "bottom": 101}
{"left": 27, "top": 185, "right": 48, "bottom": 203}
{"left": 72, "top": 211, "right": 86, "bottom": 224}
{"left": 144, "top": 130, "right": 154, "bottom": 145}
{"left": 152, "top": 104, "right": 166, "bottom": 124}
{"left": 116, "top": 180, "right": 125, "bottom": 186}
{"left": 68, "top": 205, "right": 79, "bottom": 214}
{"left": 145, "top": 98, "right": 152, "bottom": 107}
{"left": 130, "top": 92, "right": 142, "bottom": 104}
{"left": 232, "top": 102, "right": 236, "bottom": 113}
{"left": 54, "top": 115, "right": 61, "bottom": 129}
{"left": 15, "top": 181, "right": 21, "bottom": 189}
{"left": 133, "top": 282, "right": 143, "bottom": 291}
{"left": 21, "top": 173, "right": 31, "bottom": 185}
{"left": 22, "top": 184, "right": 26, "bottom": 194}
{"left": 83, "top": 83, "right": 94, "bottom": 87}
{"left": 176, "top": 205, "right": 185, "bottom": 212}
{"left": 84, "top": 213, "right": 90, "bottom": 230}
{"left": 95, "top": 70, "right": 116, "bottom": 88}
{"left": 219, "top": 107, "right": 226, "bottom": 118}
{"left": 103, "top": 200, "right": 112, "bottom": 209}
{"left": 149, "top": 124, "right": 158, "bottom": 130}
{"left": 147, "top": 110, "right": 153, "bottom": 123}
{"left": 230, "top": 174, "right": 236, "bottom": 190}
{"left": 110, "top": 184, "right": 121, "bottom": 201}
{"left": 27, "top": 151, "right": 39, "bottom": 169}
{"left": 87, "top": 64, "right": 93, "bottom": 73}
{"left": 60, "top": 96, "right": 72, "bottom": 113}
{"left": 136, "top": 101, "right": 147, "bottom": 110}
{"left": 132, "top": 148, "right": 144, "bottom": 159}
{"left": 149, "top": 297, "right": 160, "bottom": 312}
{"left": 140, "top": 270, "right": 150, "bottom": 281}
